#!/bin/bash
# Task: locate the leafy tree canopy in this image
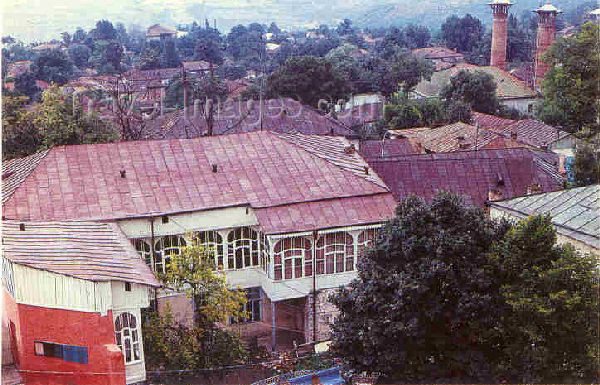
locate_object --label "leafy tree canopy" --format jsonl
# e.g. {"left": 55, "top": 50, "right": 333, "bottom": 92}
{"left": 441, "top": 70, "right": 499, "bottom": 114}
{"left": 573, "top": 143, "right": 600, "bottom": 186}
{"left": 32, "top": 49, "right": 74, "bottom": 84}
{"left": 441, "top": 14, "right": 484, "bottom": 53}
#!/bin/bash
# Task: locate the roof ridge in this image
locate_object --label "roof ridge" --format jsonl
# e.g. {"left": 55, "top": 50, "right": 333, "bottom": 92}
{"left": 2, "top": 149, "right": 50, "bottom": 204}
{"left": 273, "top": 132, "right": 389, "bottom": 189}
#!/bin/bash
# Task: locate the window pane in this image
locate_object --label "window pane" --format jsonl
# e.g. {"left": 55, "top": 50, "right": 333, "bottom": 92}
{"left": 133, "top": 344, "right": 140, "bottom": 361}
{"left": 130, "top": 315, "right": 136, "bottom": 329}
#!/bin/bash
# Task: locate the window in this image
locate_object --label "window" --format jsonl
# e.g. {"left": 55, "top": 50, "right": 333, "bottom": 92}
{"left": 153, "top": 235, "right": 186, "bottom": 274}
{"left": 357, "top": 228, "right": 379, "bottom": 265}
{"left": 133, "top": 239, "right": 152, "bottom": 267}
{"left": 273, "top": 237, "right": 312, "bottom": 280}
{"left": 260, "top": 233, "right": 270, "bottom": 274}
{"left": 227, "top": 227, "right": 259, "bottom": 270}
{"left": 114, "top": 312, "right": 141, "bottom": 364}
{"left": 230, "top": 287, "right": 262, "bottom": 324}
{"left": 34, "top": 341, "right": 88, "bottom": 364}
{"left": 316, "top": 232, "right": 354, "bottom": 274}
{"left": 125, "top": 282, "right": 132, "bottom": 292}
{"left": 193, "top": 230, "right": 224, "bottom": 269}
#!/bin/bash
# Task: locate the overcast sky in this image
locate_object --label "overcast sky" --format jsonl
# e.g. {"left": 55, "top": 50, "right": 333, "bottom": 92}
{"left": 2, "top": 0, "right": 370, "bottom": 43}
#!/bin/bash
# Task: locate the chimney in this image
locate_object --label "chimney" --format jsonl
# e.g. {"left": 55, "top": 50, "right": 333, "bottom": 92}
{"left": 527, "top": 183, "right": 542, "bottom": 195}
{"left": 534, "top": 1, "right": 561, "bottom": 90}
{"left": 510, "top": 131, "right": 518, "bottom": 140}
{"left": 489, "top": 0, "right": 513, "bottom": 70}
{"left": 344, "top": 144, "right": 356, "bottom": 154}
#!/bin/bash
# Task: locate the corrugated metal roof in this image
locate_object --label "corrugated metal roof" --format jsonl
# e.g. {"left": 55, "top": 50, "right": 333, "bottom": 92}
{"left": 2, "top": 150, "right": 50, "bottom": 203}
{"left": 489, "top": 184, "right": 599, "bottom": 249}
{"left": 2, "top": 220, "right": 160, "bottom": 286}
{"left": 2, "top": 132, "right": 391, "bottom": 235}
{"left": 359, "top": 138, "right": 424, "bottom": 159}
{"left": 367, "top": 148, "right": 564, "bottom": 207}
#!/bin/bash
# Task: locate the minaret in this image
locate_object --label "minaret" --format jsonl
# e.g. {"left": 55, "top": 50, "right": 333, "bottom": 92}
{"left": 534, "top": 1, "right": 561, "bottom": 89}
{"left": 489, "top": 0, "right": 513, "bottom": 70}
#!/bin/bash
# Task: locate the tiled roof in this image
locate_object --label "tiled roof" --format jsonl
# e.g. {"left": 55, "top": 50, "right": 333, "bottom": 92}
{"left": 471, "top": 111, "right": 515, "bottom": 130}
{"left": 255, "top": 194, "right": 397, "bottom": 234}
{"left": 182, "top": 61, "right": 212, "bottom": 71}
{"left": 510, "top": 63, "right": 535, "bottom": 89}
{"left": 489, "top": 185, "right": 599, "bottom": 249}
{"left": 493, "top": 119, "right": 571, "bottom": 148}
{"left": 2, "top": 220, "right": 160, "bottom": 286}
{"left": 146, "top": 24, "right": 176, "bottom": 37}
{"left": 359, "top": 138, "right": 424, "bottom": 159}
{"left": 414, "top": 63, "right": 537, "bottom": 99}
{"left": 392, "top": 122, "right": 525, "bottom": 153}
{"left": 412, "top": 47, "right": 464, "bottom": 60}
{"left": 145, "top": 98, "right": 356, "bottom": 139}
{"left": 366, "top": 148, "right": 564, "bottom": 207}
{"left": 2, "top": 150, "right": 50, "bottom": 203}
{"left": 3, "top": 132, "right": 389, "bottom": 229}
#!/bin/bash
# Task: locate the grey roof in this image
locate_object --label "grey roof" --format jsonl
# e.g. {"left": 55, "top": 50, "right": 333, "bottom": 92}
{"left": 490, "top": 185, "right": 600, "bottom": 250}
{"left": 2, "top": 150, "right": 49, "bottom": 203}
{"left": 2, "top": 220, "right": 160, "bottom": 286}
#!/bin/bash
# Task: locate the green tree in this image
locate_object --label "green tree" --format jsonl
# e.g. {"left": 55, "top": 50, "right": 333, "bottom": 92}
{"left": 487, "top": 215, "right": 598, "bottom": 383}
{"left": 441, "top": 14, "right": 485, "bottom": 53}
{"left": 14, "top": 72, "right": 40, "bottom": 99}
{"left": 404, "top": 24, "right": 431, "bottom": 49}
{"left": 68, "top": 44, "right": 91, "bottom": 68}
{"left": 162, "top": 236, "right": 247, "bottom": 327}
{"left": 441, "top": 70, "right": 499, "bottom": 114}
{"left": 266, "top": 56, "right": 351, "bottom": 108}
{"left": 371, "top": 52, "right": 433, "bottom": 98}
{"left": 160, "top": 39, "right": 181, "bottom": 68}
{"left": 195, "top": 29, "right": 224, "bottom": 66}
{"left": 506, "top": 14, "right": 533, "bottom": 63}
{"left": 72, "top": 27, "right": 87, "bottom": 44}
{"left": 33, "top": 49, "right": 74, "bottom": 84}
{"left": 2, "top": 96, "right": 41, "bottom": 160}
{"left": 573, "top": 143, "right": 600, "bottom": 186}
{"left": 138, "top": 41, "right": 161, "bottom": 70}
{"left": 336, "top": 18, "right": 355, "bottom": 36}
{"left": 91, "top": 20, "right": 117, "bottom": 40}
{"left": 330, "top": 194, "right": 510, "bottom": 382}
{"left": 537, "top": 23, "right": 599, "bottom": 136}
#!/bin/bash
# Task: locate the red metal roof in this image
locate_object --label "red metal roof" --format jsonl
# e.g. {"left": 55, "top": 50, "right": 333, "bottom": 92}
{"left": 3, "top": 132, "right": 390, "bottom": 233}
{"left": 471, "top": 111, "right": 515, "bottom": 130}
{"left": 367, "top": 148, "right": 564, "bottom": 207}
{"left": 147, "top": 98, "right": 356, "bottom": 139}
{"left": 2, "top": 150, "right": 50, "bottom": 204}
{"left": 255, "top": 194, "right": 396, "bottom": 234}
{"left": 2, "top": 220, "right": 160, "bottom": 286}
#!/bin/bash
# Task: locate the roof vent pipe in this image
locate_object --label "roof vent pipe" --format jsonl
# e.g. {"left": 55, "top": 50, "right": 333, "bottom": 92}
{"left": 19, "top": 223, "right": 25, "bottom": 231}
{"left": 120, "top": 170, "right": 126, "bottom": 178}
{"left": 212, "top": 164, "right": 218, "bottom": 173}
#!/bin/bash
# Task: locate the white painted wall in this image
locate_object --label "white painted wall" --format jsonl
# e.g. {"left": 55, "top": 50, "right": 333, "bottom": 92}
{"left": 500, "top": 97, "right": 538, "bottom": 115}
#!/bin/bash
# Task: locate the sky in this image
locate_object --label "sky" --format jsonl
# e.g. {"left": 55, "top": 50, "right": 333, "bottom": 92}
{"left": 1, "top": 0, "right": 366, "bottom": 43}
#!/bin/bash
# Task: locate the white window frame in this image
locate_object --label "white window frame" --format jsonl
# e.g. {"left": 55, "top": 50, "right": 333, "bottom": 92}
{"left": 316, "top": 231, "right": 354, "bottom": 275}
{"left": 193, "top": 230, "right": 225, "bottom": 269}
{"left": 227, "top": 227, "right": 260, "bottom": 270}
{"left": 114, "top": 312, "right": 142, "bottom": 365}
{"left": 154, "top": 235, "right": 186, "bottom": 274}
{"left": 273, "top": 236, "right": 312, "bottom": 280}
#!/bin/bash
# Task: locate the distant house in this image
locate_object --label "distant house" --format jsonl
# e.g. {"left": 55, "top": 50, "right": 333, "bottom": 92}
{"left": 413, "top": 63, "right": 538, "bottom": 114}
{"left": 6, "top": 61, "right": 32, "bottom": 79}
{"left": 365, "top": 148, "right": 564, "bottom": 208}
{"left": 182, "top": 60, "right": 213, "bottom": 74}
{"left": 2, "top": 220, "right": 159, "bottom": 385}
{"left": 146, "top": 24, "right": 177, "bottom": 41}
{"left": 412, "top": 46, "right": 465, "bottom": 71}
{"left": 471, "top": 112, "right": 576, "bottom": 156}
{"left": 489, "top": 185, "right": 599, "bottom": 254}
{"left": 31, "top": 43, "right": 61, "bottom": 52}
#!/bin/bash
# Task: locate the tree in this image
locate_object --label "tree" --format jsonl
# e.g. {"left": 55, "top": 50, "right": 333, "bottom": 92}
{"left": 2, "top": 96, "right": 41, "bottom": 160}
{"left": 163, "top": 236, "right": 247, "bottom": 327}
{"left": 573, "top": 144, "right": 600, "bottom": 186}
{"left": 441, "top": 70, "right": 499, "bottom": 114}
{"left": 506, "top": 14, "right": 533, "bottom": 63}
{"left": 60, "top": 32, "right": 72, "bottom": 46}
{"left": 384, "top": 97, "right": 471, "bottom": 130}
{"left": 68, "top": 44, "right": 91, "bottom": 68}
{"left": 330, "top": 193, "right": 510, "bottom": 382}
{"left": 91, "top": 20, "right": 117, "bottom": 40}
{"left": 537, "top": 23, "right": 599, "bottom": 136}
{"left": 161, "top": 39, "right": 181, "bottom": 68}
{"left": 266, "top": 56, "right": 351, "bottom": 108}
{"left": 72, "top": 27, "right": 87, "bottom": 44}
{"left": 14, "top": 72, "right": 40, "bottom": 99}
{"left": 404, "top": 24, "right": 431, "bottom": 49}
{"left": 487, "top": 215, "right": 598, "bottom": 383}
{"left": 268, "top": 22, "right": 281, "bottom": 35}
{"left": 330, "top": 194, "right": 599, "bottom": 383}
{"left": 195, "top": 29, "right": 224, "bottom": 66}
{"left": 371, "top": 52, "right": 433, "bottom": 98}
{"left": 336, "top": 19, "right": 355, "bottom": 36}
{"left": 441, "top": 14, "right": 485, "bottom": 53}
{"left": 33, "top": 49, "right": 74, "bottom": 84}
{"left": 90, "top": 40, "right": 123, "bottom": 73}
{"left": 138, "top": 41, "right": 161, "bottom": 70}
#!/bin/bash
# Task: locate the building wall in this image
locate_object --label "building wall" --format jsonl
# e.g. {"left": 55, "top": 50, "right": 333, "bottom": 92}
{"left": 500, "top": 98, "right": 538, "bottom": 115}
{"left": 14, "top": 304, "right": 125, "bottom": 385}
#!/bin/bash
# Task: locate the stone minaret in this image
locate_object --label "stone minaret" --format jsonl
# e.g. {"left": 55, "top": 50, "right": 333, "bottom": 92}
{"left": 489, "top": 0, "right": 513, "bottom": 70}
{"left": 534, "top": 1, "right": 561, "bottom": 89}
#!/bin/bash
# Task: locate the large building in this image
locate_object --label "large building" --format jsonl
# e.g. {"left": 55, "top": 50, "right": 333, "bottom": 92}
{"left": 2, "top": 221, "right": 159, "bottom": 385}
{"left": 2, "top": 131, "right": 397, "bottom": 350}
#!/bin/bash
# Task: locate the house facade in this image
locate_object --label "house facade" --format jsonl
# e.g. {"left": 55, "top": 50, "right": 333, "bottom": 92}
{"left": 2, "top": 132, "right": 397, "bottom": 350}
{"left": 1, "top": 221, "right": 160, "bottom": 385}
